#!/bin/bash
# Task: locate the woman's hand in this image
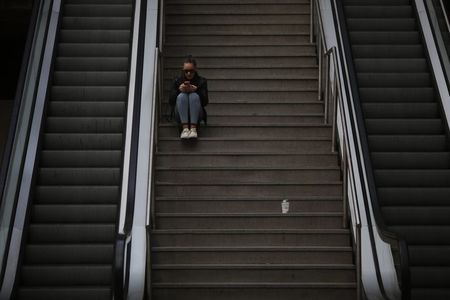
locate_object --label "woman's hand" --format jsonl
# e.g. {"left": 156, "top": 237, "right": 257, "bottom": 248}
{"left": 179, "top": 83, "right": 189, "bottom": 93}
{"left": 189, "top": 84, "right": 198, "bottom": 92}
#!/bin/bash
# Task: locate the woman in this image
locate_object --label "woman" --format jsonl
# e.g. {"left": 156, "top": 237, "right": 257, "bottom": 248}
{"left": 169, "top": 55, "right": 208, "bottom": 139}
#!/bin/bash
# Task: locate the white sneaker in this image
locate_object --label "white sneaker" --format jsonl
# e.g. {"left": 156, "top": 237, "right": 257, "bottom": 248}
{"left": 180, "top": 128, "right": 190, "bottom": 139}
{"left": 188, "top": 128, "right": 198, "bottom": 139}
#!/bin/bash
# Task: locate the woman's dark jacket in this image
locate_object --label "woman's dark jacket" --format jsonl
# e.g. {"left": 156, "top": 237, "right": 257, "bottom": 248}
{"left": 169, "top": 73, "right": 209, "bottom": 107}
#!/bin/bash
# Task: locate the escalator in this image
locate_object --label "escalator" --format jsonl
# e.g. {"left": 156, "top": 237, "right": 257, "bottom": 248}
{"left": 9, "top": 0, "right": 134, "bottom": 298}
{"left": 339, "top": 0, "right": 450, "bottom": 298}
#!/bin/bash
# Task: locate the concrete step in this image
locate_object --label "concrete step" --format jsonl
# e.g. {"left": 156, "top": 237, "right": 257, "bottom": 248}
{"left": 166, "top": 14, "right": 310, "bottom": 25}
{"left": 152, "top": 264, "right": 356, "bottom": 283}
{"left": 157, "top": 137, "right": 332, "bottom": 153}
{"left": 165, "top": 35, "right": 311, "bottom": 46}
{"left": 156, "top": 183, "right": 342, "bottom": 198}
{"left": 165, "top": 79, "right": 317, "bottom": 91}
{"left": 165, "top": 4, "right": 310, "bottom": 15}
{"left": 155, "top": 153, "right": 338, "bottom": 168}
{"left": 155, "top": 213, "right": 343, "bottom": 230}
{"left": 164, "top": 68, "right": 318, "bottom": 80}
{"left": 151, "top": 229, "right": 350, "bottom": 247}
{"left": 166, "top": 24, "right": 309, "bottom": 35}
{"left": 164, "top": 45, "right": 316, "bottom": 57}
{"left": 152, "top": 284, "right": 355, "bottom": 300}
{"left": 159, "top": 124, "right": 331, "bottom": 138}
{"left": 156, "top": 197, "right": 342, "bottom": 214}
{"left": 164, "top": 57, "right": 317, "bottom": 68}
{"left": 152, "top": 246, "right": 352, "bottom": 264}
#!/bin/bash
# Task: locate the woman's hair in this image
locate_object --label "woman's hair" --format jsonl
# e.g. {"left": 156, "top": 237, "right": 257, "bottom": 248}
{"left": 184, "top": 55, "right": 197, "bottom": 67}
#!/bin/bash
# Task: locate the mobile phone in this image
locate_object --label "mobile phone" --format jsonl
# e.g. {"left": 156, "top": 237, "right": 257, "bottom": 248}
{"left": 184, "top": 81, "right": 190, "bottom": 85}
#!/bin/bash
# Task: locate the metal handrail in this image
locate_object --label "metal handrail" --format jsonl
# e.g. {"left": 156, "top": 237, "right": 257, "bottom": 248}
{"left": 439, "top": 0, "right": 450, "bottom": 34}
{"left": 310, "top": 1, "right": 362, "bottom": 299}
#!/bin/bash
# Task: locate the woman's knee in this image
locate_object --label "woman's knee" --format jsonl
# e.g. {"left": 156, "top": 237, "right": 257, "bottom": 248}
{"left": 177, "top": 92, "right": 189, "bottom": 102}
{"left": 188, "top": 92, "right": 201, "bottom": 104}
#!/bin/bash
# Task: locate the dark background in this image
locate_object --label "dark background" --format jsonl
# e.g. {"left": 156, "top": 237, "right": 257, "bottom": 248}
{"left": 0, "top": 0, "right": 32, "bottom": 163}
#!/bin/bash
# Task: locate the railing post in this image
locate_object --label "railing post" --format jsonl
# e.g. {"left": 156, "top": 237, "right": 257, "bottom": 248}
{"left": 357, "top": 223, "right": 362, "bottom": 300}
{"left": 310, "top": 0, "right": 314, "bottom": 43}
{"left": 342, "top": 142, "right": 348, "bottom": 229}
{"left": 324, "top": 53, "right": 330, "bottom": 124}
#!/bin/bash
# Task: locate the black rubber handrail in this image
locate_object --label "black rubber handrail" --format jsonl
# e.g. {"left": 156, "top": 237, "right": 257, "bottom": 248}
{"left": 0, "top": 0, "right": 46, "bottom": 287}
{"left": 332, "top": 1, "right": 410, "bottom": 299}
{"left": 113, "top": 0, "right": 148, "bottom": 298}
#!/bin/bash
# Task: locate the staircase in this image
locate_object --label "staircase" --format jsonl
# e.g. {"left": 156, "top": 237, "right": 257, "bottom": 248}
{"left": 151, "top": 0, "right": 356, "bottom": 299}
{"left": 16, "top": 0, "right": 133, "bottom": 299}
{"left": 342, "top": 0, "right": 450, "bottom": 298}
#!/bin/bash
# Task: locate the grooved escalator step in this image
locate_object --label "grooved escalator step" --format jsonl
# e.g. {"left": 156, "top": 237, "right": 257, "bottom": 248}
{"left": 382, "top": 206, "right": 450, "bottom": 225}
{"left": 357, "top": 73, "right": 431, "bottom": 88}
{"left": 411, "top": 288, "right": 450, "bottom": 300}
{"left": 38, "top": 168, "right": 121, "bottom": 185}
{"left": 62, "top": 17, "right": 132, "bottom": 30}
{"left": 409, "top": 245, "right": 450, "bottom": 266}
{"left": 31, "top": 204, "right": 117, "bottom": 223}
{"left": 343, "top": 0, "right": 410, "bottom": 5}
{"left": 43, "top": 133, "right": 123, "bottom": 150}
{"left": 371, "top": 152, "right": 450, "bottom": 169}
{"left": 51, "top": 86, "right": 127, "bottom": 101}
{"left": 64, "top": 4, "right": 133, "bottom": 17}
{"left": 151, "top": 229, "right": 350, "bottom": 247}
{"left": 45, "top": 117, "right": 124, "bottom": 133}
{"left": 55, "top": 57, "right": 129, "bottom": 71}
{"left": 41, "top": 150, "right": 122, "bottom": 167}
{"left": 17, "top": 287, "right": 111, "bottom": 300}
{"left": 351, "top": 45, "right": 424, "bottom": 58}
{"left": 410, "top": 266, "right": 450, "bottom": 288}
{"left": 378, "top": 188, "right": 450, "bottom": 207}
{"left": 53, "top": 71, "right": 128, "bottom": 85}
{"left": 362, "top": 103, "right": 439, "bottom": 118}
{"left": 365, "top": 119, "right": 443, "bottom": 134}
{"left": 58, "top": 43, "right": 129, "bottom": 57}
{"left": 346, "top": 18, "right": 416, "bottom": 31}
{"left": 152, "top": 264, "right": 356, "bottom": 283}
{"left": 390, "top": 226, "right": 450, "bottom": 245}
{"left": 349, "top": 31, "right": 420, "bottom": 45}
{"left": 344, "top": 6, "right": 413, "bottom": 18}
{"left": 48, "top": 101, "right": 126, "bottom": 117}
{"left": 20, "top": 265, "right": 112, "bottom": 286}
{"left": 368, "top": 135, "right": 447, "bottom": 151}
{"left": 375, "top": 170, "right": 450, "bottom": 187}
{"left": 25, "top": 244, "right": 114, "bottom": 264}
{"left": 28, "top": 224, "right": 115, "bottom": 243}
{"left": 151, "top": 246, "right": 353, "bottom": 264}
{"left": 354, "top": 58, "right": 427, "bottom": 72}
{"left": 60, "top": 30, "right": 131, "bottom": 43}
{"left": 36, "top": 186, "right": 119, "bottom": 204}
{"left": 359, "top": 87, "right": 434, "bottom": 102}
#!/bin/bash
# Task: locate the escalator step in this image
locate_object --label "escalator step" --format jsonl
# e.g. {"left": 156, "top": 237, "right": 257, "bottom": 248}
{"left": 20, "top": 265, "right": 112, "bottom": 286}
{"left": 31, "top": 204, "right": 117, "bottom": 223}
{"left": 17, "top": 287, "right": 111, "bottom": 300}
{"left": 25, "top": 244, "right": 114, "bottom": 264}
{"left": 48, "top": 101, "right": 126, "bottom": 117}
{"left": 38, "top": 168, "right": 121, "bottom": 185}
{"left": 36, "top": 186, "right": 119, "bottom": 204}
{"left": 28, "top": 224, "right": 115, "bottom": 243}
{"left": 64, "top": 4, "right": 133, "bottom": 17}
{"left": 41, "top": 150, "right": 122, "bottom": 167}
{"left": 62, "top": 16, "right": 132, "bottom": 30}
{"left": 45, "top": 117, "right": 124, "bottom": 133}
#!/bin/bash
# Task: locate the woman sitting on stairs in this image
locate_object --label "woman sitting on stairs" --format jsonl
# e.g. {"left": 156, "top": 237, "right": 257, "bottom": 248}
{"left": 169, "top": 55, "right": 209, "bottom": 139}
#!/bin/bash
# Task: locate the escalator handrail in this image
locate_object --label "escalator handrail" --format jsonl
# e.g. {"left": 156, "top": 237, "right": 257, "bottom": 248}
{"left": 113, "top": 0, "right": 148, "bottom": 298}
{"left": 0, "top": 0, "right": 45, "bottom": 286}
{"left": 332, "top": 1, "right": 410, "bottom": 298}
{"left": 0, "top": 1, "right": 62, "bottom": 298}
